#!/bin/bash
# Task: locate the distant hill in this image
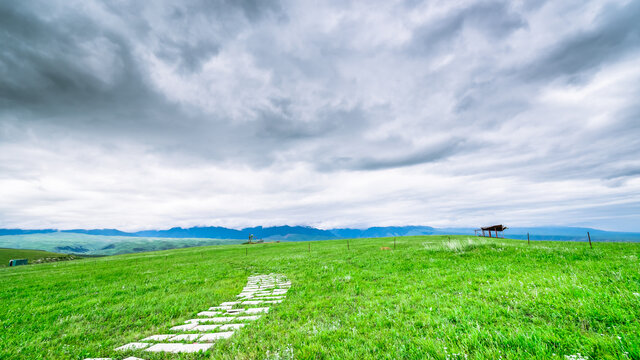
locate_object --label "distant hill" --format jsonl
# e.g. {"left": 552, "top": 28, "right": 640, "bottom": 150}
{"left": 1, "top": 225, "right": 639, "bottom": 256}
{"left": 0, "top": 229, "right": 56, "bottom": 236}
{"left": 60, "top": 229, "right": 137, "bottom": 236}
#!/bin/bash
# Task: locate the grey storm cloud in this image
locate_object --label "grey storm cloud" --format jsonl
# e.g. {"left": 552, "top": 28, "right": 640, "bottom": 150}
{"left": 524, "top": 1, "right": 640, "bottom": 82}
{"left": 0, "top": 0, "right": 639, "bottom": 231}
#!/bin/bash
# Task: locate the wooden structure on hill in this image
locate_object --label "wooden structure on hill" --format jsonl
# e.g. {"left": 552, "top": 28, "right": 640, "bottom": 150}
{"left": 474, "top": 225, "right": 507, "bottom": 238}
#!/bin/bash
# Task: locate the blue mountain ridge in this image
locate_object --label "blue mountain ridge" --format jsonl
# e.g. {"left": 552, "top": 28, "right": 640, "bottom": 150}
{"left": 1, "top": 225, "right": 639, "bottom": 241}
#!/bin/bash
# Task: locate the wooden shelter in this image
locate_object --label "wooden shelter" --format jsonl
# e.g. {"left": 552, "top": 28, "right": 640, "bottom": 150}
{"left": 474, "top": 225, "right": 507, "bottom": 238}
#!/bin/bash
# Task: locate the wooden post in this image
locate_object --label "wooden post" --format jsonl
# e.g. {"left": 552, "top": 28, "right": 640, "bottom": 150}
{"left": 245, "top": 247, "right": 248, "bottom": 256}
{"left": 308, "top": 243, "right": 310, "bottom": 253}
{"left": 394, "top": 238, "right": 396, "bottom": 250}
{"left": 527, "top": 232, "right": 530, "bottom": 245}
{"left": 587, "top": 232, "right": 592, "bottom": 249}
{"left": 347, "top": 239, "right": 350, "bottom": 250}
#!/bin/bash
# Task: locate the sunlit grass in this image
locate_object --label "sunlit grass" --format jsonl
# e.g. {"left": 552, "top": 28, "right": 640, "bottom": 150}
{"left": 1, "top": 236, "right": 639, "bottom": 359}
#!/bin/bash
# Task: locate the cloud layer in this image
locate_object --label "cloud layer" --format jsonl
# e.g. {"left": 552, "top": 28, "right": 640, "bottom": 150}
{"left": 1, "top": 0, "right": 639, "bottom": 231}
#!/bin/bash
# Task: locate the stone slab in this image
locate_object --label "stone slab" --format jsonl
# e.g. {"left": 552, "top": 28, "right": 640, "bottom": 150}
{"left": 197, "top": 311, "right": 222, "bottom": 316}
{"left": 219, "top": 301, "right": 240, "bottom": 306}
{"left": 170, "top": 323, "right": 197, "bottom": 331}
{"left": 145, "top": 343, "right": 213, "bottom": 353}
{"left": 115, "top": 342, "right": 150, "bottom": 351}
{"left": 245, "top": 307, "right": 269, "bottom": 314}
{"left": 169, "top": 334, "right": 201, "bottom": 341}
{"left": 140, "top": 334, "right": 173, "bottom": 341}
{"left": 193, "top": 324, "right": 221, "bottom": 331}
{"left": 253, "top": 296, "right": 285, "bottom": 300}
{"left": 185, "top": 317, "right": 239, "bottom": 323}
{"left": 199, "top": 331, "right": 235, "bottom": 341}
{"left": 219, "top": 323, "right": 246, "bottom": 330}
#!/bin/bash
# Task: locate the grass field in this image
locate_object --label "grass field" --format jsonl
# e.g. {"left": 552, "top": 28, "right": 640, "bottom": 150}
{"left": 0, "top": 248, "right": 78, "bottom": 268}
{"left": 0, "top": 232, "right": 245, "bottom": 255}
{"left": 1, "top": 235, "right": 639, "bottom": 359}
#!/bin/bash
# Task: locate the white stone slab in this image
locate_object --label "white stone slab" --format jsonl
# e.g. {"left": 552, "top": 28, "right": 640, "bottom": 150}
{"left": 84, "top": 358, "right": 112, "bottom": 360}
{"left": 237, "top": 315, "right": 261, "bottom": 321}
{"left": 209, "top": 305, "right": 232, "bottom": 310}
{"left": 245, "top": 307, "right": 269, "bottom": 314}
{"left": 185, "top": 317, "right": 238, "bottom": 323}
{"left": 169, "top": 334, "right": 201, "bottom": 341}
{"left": 197, "top": 311, "right": 222, "bottom": 316}
{"left": 219, "top": 323, "right": 246, "bottom": 330}
{"left": 264, "top": 300, "right": 283, "bottom": 304}
{"left": 199, "top": 331, "right": 235, "bottom": 341}
{"left": 220, "top": 301, "right": 240, "bottom": 306}
{"left": 225, "top": 308, "right": 245, "bottom": 314}
{"left": 141, "top": 334, "right": 173, "bottom": 341}
{"left": 253, "top": 296, "right": 285, "bottom": 300}
{"left": 193, "top": 324, "right": 221, "bottom": 331}
{"left": 115, "top": 342, "right": 150, "bottom": 351}
{"left": 242, "top": 300, "right": 263, "bottom": 305}
{"left": 170, "top": 323, "right": 197, "bottom": 331}
{"left": 145, "top": 343, "right": 213, "bottom": 353}
{"left": 124, "top": 358, "right": 147, "bottom": 360}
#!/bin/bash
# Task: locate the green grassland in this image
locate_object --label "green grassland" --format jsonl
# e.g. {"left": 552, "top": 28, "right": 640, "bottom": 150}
{"left": 0, "top": 232, "right": 244, "bottom": 255}
{"left": 1, "top": 235, "right": 639, "bottom": 359}
{"left": 0, "top": 248, "right": 78, "bottom": 268}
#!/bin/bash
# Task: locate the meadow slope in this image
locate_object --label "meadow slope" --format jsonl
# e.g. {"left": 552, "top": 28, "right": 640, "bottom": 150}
{"left": 0, "top": 248, "right": 77, "bottom": 268}
{"left": 1, "top": 236, "right": 639, "bottom": 359}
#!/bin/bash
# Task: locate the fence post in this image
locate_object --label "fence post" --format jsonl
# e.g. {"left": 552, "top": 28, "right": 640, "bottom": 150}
{"left": 245, "top": 247, "right": 248, "bottom": 256}
{"left": 394, "top": 238, "right": 396, "bottom": 250}
{"left": 347, "top": 239, "right": 350, "bottom": 250}
{"left": 527, "top": 233, "right": 530, "bottom": 245}
{"left": 308, "top": 243, "right": 310, "bottom": 253}
{"left": 587, "top": 232, "right": 592, "bottom": 249}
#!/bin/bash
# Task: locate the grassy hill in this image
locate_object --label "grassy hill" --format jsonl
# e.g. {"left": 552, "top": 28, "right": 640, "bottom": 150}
{"left": 0, "top": 232, "right": 245, "bottom": 255}
{"left": 0, "top": 248, "right": 78, "bottom": 268}
{"left": 1, "top": 235, "right": 639, "bottom": 359}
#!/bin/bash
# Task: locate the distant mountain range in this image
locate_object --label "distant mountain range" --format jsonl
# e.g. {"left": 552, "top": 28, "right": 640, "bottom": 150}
{"left": 1, "top": 225, "right": 639, "bottom": 242}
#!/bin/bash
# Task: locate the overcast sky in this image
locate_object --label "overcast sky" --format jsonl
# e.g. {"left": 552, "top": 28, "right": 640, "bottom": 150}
{"left": 1, "top": 0, "right": 639, "bottom": 232}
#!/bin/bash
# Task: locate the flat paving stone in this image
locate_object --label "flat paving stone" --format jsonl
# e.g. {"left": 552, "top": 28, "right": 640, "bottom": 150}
{"left": 197, "top": 311, "right": 222, "bottom": 316}
{"left": 193, "top": 324, "right": 221, "bottom": 331}
{"left": 146, "top": 343, "right": 213, "bottom": 353}
{"left": 115, "top": 343, "right": 150, "bottom": 351}
{"left": 220, "top": 301, "right": 240, "bottom": 306}
{"left": 185, "top": 317, "right": 239, "bottom": 323}
{"left": 170, "top": 323, "right": 197, "bottom": 331}
{"left": 199, "top": 331, "right": 235, "bottom": 341}
{"left": 209, "top": 305, "right": 232, "bottom": 310}
{"left": 253, "top": 296, "right": 285, "bottom": 300}
{"left": 219, "top": 323, "right": 246, "bottom": 330}
{"left": 225, "top": 308, "right": 245, "bottom": 314}
{"left": 140, "top": 334, "right": 173, "bottom": 341}
{"left": 245, "top": 307, "right": 269, "bottom": 314}
{"left": 169, "top": 334, "right": 201, "bottom": 341}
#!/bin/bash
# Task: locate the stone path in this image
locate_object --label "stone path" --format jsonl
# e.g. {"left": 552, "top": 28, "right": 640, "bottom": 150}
{"left": 85, "top": 273, "right": 290, "bottom": 359}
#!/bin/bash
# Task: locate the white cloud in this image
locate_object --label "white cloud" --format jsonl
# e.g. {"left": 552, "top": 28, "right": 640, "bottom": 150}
{"left": 0, "top": 0, "right": 639, "bottom": 231}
